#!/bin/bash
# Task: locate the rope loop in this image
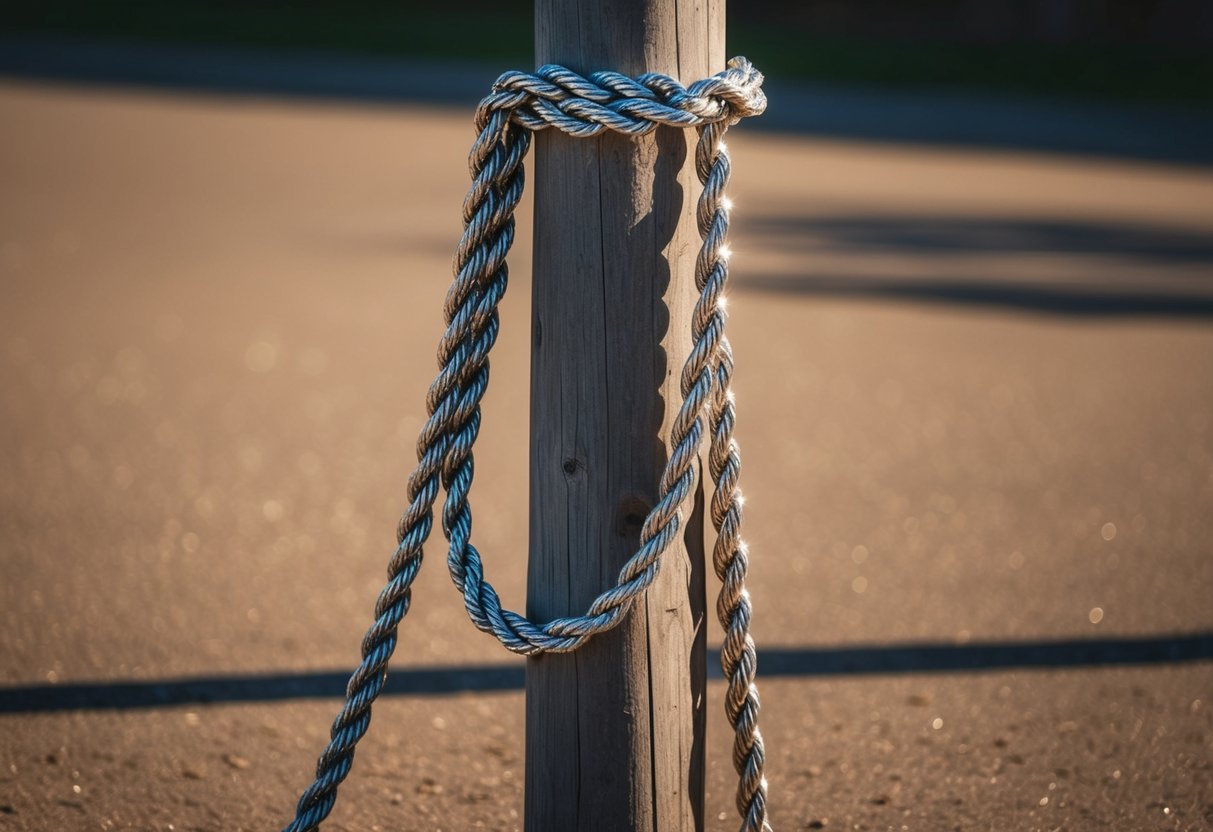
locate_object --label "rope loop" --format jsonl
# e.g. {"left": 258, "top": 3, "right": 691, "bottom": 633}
{"left": 286, "top": 57, "right": 771, "bottom": 832}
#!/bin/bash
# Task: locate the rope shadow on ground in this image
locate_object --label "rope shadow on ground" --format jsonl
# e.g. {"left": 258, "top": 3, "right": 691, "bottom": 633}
{"left": 739, "top": 276, "right": 1213, "bottom": 318}
{"left": 735, "top": 213, "right": 1213, "bottom": 318}
{"left": 743, "top": 215, "right": 1213, "bottom": 264}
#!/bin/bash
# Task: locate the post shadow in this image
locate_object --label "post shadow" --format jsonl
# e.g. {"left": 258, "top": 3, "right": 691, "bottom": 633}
{"left": 2, "top": 630, "right": 1208, "bottom": 715}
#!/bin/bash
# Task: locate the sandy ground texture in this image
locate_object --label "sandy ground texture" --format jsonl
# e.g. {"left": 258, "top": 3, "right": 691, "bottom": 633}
{"left": 1, "top": 80, "right": 1212, "bottom": 831}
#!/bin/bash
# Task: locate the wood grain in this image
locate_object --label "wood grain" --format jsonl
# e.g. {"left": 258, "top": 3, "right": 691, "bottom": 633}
{"left": 526, "top": 1, "right": 722, "bottom": 829}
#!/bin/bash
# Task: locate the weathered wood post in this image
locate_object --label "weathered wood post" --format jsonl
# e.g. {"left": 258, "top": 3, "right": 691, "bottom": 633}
{"left": 525, "top": 0, "right": 723, "bottom": 829}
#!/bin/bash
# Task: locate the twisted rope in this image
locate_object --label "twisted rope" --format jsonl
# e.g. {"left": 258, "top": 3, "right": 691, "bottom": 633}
{"left": 286, "top": 56, "right": 770, "bottom": 832}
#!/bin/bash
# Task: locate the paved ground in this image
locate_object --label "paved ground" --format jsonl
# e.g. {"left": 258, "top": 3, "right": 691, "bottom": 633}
{"left": 1, "top": 79, "right": 1211, "bottom": 831}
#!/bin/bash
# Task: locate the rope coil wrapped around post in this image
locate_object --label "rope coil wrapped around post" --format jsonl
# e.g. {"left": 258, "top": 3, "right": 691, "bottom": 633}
{"left": 286, "top": 57, "right": 771, "bottom": 832}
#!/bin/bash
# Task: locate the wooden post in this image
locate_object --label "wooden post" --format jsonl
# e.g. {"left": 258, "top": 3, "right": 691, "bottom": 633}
{"left": 525, "top": 1, "right": 723, "bottom": 830}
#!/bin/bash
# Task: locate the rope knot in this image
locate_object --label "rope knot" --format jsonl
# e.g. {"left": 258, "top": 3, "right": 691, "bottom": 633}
{"left": 686, "top": 56, "right": 767, "bottom": 123}
{"left": 480, "top": 57, "right": 765, "bottom": 138}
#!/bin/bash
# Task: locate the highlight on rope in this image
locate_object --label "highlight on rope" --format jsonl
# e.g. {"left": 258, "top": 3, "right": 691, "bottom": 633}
{"left": 284, "top": 56, "right": 771, "bottom": 832}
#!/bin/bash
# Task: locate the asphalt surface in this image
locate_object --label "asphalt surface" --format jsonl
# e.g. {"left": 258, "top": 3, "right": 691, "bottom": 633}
{"left": 1, "top": 79, "right": 1211, "bottom": 831}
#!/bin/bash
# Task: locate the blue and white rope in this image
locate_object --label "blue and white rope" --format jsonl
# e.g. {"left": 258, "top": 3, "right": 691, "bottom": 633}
{"left": 286, "top": 56, "right": 770, "bottom": 832}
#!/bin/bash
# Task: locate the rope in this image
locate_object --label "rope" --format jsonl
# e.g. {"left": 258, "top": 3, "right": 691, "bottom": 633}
{"left": 285, "top": 56, "right": 770, "bottom": 832}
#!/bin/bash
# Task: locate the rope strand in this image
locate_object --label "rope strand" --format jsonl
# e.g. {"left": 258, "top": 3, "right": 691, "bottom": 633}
{"left": 285, "top": 56, "right": 769, "bottom": 832}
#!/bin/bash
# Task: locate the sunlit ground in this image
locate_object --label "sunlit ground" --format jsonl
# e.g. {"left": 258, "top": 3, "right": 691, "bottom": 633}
{"left": 1, "top": 78, "right": 1211, "bottom": 831}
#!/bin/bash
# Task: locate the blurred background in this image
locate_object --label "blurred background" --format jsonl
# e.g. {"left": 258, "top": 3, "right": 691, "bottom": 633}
{"left": 1, "top": 2, "right": 1211, "bottom": 831}
{"left": 5, "top": 0, "right": 1213, "bottom": 105}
